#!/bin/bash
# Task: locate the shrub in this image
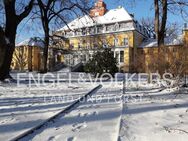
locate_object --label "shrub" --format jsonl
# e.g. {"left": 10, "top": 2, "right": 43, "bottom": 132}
{"left": 84, "top": 48, "right": 118, "bottom": 76}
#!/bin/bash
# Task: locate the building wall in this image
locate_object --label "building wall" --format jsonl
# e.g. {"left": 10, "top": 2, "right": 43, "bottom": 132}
{"left": 137, "top": 45, "right": 188, "bottom": 74}
{"left": 12, "top": 46, "right": 42, "bottom": 71}
{"left": 183, "top": 29, "right": 188, "bottom": 44}
{"left": 67, "top": 31, "right": 134, "bottom": 49}
{"left": 62, "top": 31, "right": 136, "bottom": 71}
{"left": 52, "top": 27, "right": 188, "bottom": 74}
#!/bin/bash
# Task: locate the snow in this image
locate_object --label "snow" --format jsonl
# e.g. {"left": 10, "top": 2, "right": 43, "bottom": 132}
{"left": 0, "top": 80, "right": 97, "bottom": 141}
{"left": 19, "top": 82, "right": 123, "bottom": 141}
{"left": 1, "top": 72, "right": 188, "bottom": 141}
{"left": 57, "top": 7, "right": 134, "bottom": 31}
{"left": 16, "top": 37, "right": 44, "bottom": 48}
{"left": 119, "top": 86, "right": 188, "bottom": 141}
{"left": 139, "top": 36, "right": 183, "bottom": 48}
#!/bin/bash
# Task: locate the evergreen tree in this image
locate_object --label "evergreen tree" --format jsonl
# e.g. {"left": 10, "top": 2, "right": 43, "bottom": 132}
{"left": 84, "top": 49, "right": 118, "bottom": 77}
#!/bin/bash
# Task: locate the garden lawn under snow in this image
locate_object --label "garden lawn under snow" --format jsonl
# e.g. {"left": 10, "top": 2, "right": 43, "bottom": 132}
{"left": 0, "top": 81, "right": 97, "bottom": 141}
{"left": 19, "top": 82, "right": 123, "bottom": 141}
{"left": 0, "top": 74, "right": 188, "bottom": 141}
{"left": 119, "top": 86, "right": 188, "bottom": 141}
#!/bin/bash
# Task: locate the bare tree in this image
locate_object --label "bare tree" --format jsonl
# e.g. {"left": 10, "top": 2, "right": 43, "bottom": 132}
{"left": 35, "top": 0, "right": 91, "bottom": 73}
{"left": 141, "top": 17, "right": 180, "bottom": 39}
{"left": 154, "top": 0, "right": 188, "bottom": 46}
{"left": 0, "top": 0, "right": 34, "bottom": 81}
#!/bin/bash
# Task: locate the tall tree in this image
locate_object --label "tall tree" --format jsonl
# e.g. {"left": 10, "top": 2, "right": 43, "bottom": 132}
{"left": 0, "top": 0, "right": 34, "bottom": 80}
{"left": 154, "top": 0, "right": 188, "bottom": 46}
{"left": 36, "top": 0, "right": 91, "bottom": 73}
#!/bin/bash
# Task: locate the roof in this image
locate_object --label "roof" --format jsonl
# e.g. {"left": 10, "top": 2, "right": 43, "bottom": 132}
{"left": 139, "top": 36, "right": 183, "bottom": 48}
{"left": 16, "top": 37, "right": 45, "bottom": 48}
{"left": 57, "top": 7, "right": 134, "bottom": 31}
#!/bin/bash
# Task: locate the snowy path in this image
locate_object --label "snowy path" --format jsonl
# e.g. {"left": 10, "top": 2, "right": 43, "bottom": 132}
{"left": 0, "top": 82, "right": 97, "bottom": 141}
{"left": 119, "top": 87, "right": 188, "bottom": 141}
{"left": 19, "top": 82, "right": 123, "bottom": 141}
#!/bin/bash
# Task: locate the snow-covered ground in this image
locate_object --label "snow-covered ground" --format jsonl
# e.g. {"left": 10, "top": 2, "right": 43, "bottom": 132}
{"left": 0, "top": 81, "right": 97, "bottom": 141}
{"left": 20, "top": 82, "right": 123, "bottom": 141}
{"left": 119, "top": 87, "right": 188, "bottom": 141}
{"left": 0, "top": 72, "right": 188, "bottom": 141}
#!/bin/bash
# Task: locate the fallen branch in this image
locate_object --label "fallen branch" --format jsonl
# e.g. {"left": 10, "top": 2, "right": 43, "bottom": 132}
{"left": 164, "top": 126, "right": 188, "bottom": 134}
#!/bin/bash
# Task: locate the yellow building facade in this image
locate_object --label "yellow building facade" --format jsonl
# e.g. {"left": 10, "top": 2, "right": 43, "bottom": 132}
{"left": 13, "top": 0, "right": 188, "bottom": 74}
{"left": 52, "top": 0, "right": 188, "bottom": 74}
{"left": 52, "top": 0, "right": 152, "bottom": 72}
{"left": 12, "top": 38, "right": 44, "bottom": 71}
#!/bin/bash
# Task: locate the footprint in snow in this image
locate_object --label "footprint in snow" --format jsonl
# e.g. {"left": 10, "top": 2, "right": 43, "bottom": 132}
{"left": 78, "top": 111, "right": 98, "bottom": 117}
{"left": 67, "top": 137, "right": 76, "bottom": 141}
{"left": 48, "top": 136, "right": 56, "bottom": 141}
{"left": 72, "top": 122, "right": 87, "bottom": 132}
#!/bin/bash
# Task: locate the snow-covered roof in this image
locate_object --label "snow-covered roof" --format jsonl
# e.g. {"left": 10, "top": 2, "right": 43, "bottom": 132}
{"left": 139, "top": 36, "right": 183, "bottom": 48}
{"left": 57, "top": 7, "right": 134, "bottom": 31}
{"left": 16, "top": 37, "right": 45, "bottom": 48}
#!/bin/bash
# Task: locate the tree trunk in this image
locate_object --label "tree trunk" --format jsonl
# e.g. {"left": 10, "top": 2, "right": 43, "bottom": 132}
{"left": 159, "top": 0, "right": 168, "bottom": 46}
{"left": 0, "top": 0, "right": 34, "bottom": 80}
{"left": 0, "top": 27, "right": 6, "bottom": 68}
{"left": 0, "top": 18, "right": 17, "bottom": 80}
{"left": 154, "top": 0, "right": 159, "bottom": 45}
{"left": 43, "top": 31, "right": 50, "bottom": 73}
{"left": 42, "top": 19, "right": 50, "bottom": 73}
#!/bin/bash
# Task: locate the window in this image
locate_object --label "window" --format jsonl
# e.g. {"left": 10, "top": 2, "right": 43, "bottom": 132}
{"left": 123, "top": 38, "right": 129, "bottom": 47}
{"left": 120, "top": 51, "right": 124, "bottom": 63}
{"left": 70, "top": 43, "right": 74, "bottom": 49}
{"left": 98, "top": 26, "right": 103, "bottom": 33}
{"left": 81, "top": 54, "right": 87, "bottom": 62}
{"left": 114, "top": 23, "right": 119, "bottom": 31}
{"left": 114, "top": 38, "right": 118, "bottom": 46}
{"left": 78, "top": 43, "right": 81, "bottom": 49}
{"left": 120, "top": 23, "right": 126, "bottom": 29}
{"left": 106, "top": 24, "right": 114, "bottom": 31}
{"left": 94, "top": 26, "right": 98, "bottom": 34}
{"left": 115, "top": 51, "right": 119, "bottom": 62}
{"left": 86, "top": 43, "right": 90, "bottom": 49}
{"left": 90, "top": 27, "right": 95, "bottom": 34}
{"left": 82, "top": 29, "right": 86, "bottom": 35}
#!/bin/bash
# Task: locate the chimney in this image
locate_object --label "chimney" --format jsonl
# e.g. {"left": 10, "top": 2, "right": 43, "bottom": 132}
{"left": 90, "top": 0, "right": 107, "bottom": 17}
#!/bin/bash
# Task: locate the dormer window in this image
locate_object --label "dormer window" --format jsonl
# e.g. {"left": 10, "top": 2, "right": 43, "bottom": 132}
{"left": 120, "top": 23, "right": 126, "bottom": 29}
{"left": 98, "top": 26, "right": 103, "bottom": 33}
{"left": 103, "top": 25, "right": 106, "bottom": 32}
{"left": 82, "top": 28, "right": 86, "bottom": 35}
{"left": 90, "top": 27, "right": 95, "bottom": 34}
{"left": 94, "top": 26, "right": 98, "bottom": 34}
{"left": 114, "top": 23, "right": 119, "bottom": 31}
{"left": 86, "top": 28, "right": 90, "bottom": 35}
{"left": 106, "top": 24, "right": 114, "bottom": 31}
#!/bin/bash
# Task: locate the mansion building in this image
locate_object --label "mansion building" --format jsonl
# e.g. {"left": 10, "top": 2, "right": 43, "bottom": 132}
{"left": 13, "top": 0, "right": 188, "bottom": 73}
{"left": 52, "top": 0, "right": 187, "bottom": 73}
